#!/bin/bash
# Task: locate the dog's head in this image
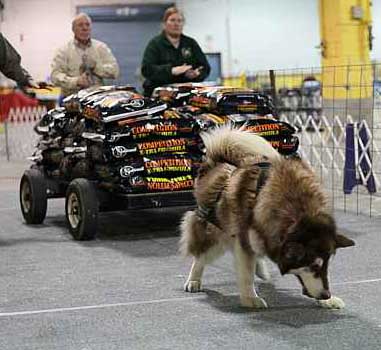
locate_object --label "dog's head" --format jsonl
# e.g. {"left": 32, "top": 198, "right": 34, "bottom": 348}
{"left": 278, "top": 213, "right": 355, "bottom": 300}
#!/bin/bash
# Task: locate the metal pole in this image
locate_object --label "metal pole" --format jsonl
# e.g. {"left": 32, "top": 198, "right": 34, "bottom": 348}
{"left": 4, "top": 119, "right": 10, "bottom": 161}
{"left": 269, "top": 69, "right": 277, "bottom": 107}
{"left": 225, "top": 0, "right": 232, "bottom": 77}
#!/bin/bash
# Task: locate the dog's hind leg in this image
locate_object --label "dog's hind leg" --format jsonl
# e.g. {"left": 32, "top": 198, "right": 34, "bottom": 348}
{"left": 233, "top": 240, "right": 268, "bottom": 309}
{"left": 184, "top": 242, "right": 226, "bottom": 293}
{"left": 184, "top": 258, "right": 205, "bottom": 292}
{"left": 180, "top": 210, "right": 226, "bottom": 293}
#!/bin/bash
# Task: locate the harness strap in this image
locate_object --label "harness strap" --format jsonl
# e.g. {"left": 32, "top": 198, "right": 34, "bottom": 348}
{"left": 196, "top": 162, "right": 272, "bottom": 228}
{"left": 255, "top": 162, "right": 271, "bottom": 192}
{"left": 196, "top": 204, "right": 221, "bottom": 229}
{"left": 195, "top": 187, "right": 224, "bottom": 229}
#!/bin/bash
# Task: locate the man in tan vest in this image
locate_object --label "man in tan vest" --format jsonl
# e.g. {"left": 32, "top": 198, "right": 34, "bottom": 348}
{"left": 51, "top": 13, "right": 119, "bottom": 97}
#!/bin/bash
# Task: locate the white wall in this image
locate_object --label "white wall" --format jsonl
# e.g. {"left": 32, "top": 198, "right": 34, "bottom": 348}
{"left": 0, "top": 0, "right": 172, "bottom": 81}
{"left": 0, "top": 0, "right": 380, "bottom": 81}
{"left": 178, "top": 0, "right": 321, "bottom": 75}
{"left": 182, "top": 0, "right": 381, "bottom": 71}
{"left": 1, "top": 0, "right": 74, "bottom": 81}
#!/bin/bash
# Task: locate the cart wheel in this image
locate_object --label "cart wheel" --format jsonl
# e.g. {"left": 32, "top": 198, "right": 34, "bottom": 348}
{"left": 19, "top": 169, "right": 47, "bottom": 224}
{"left": 65, "top": 178, "right": 98, "bottom": 240}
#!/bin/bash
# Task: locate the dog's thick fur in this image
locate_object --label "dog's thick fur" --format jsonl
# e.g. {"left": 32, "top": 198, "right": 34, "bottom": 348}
{"left": 180, "top": 126, "right": 355, "bottom": 309}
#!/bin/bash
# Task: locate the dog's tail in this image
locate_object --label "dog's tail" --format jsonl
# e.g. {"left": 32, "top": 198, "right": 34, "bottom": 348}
{"left": 201, "top": 125, "right": 281, "bottom": 167}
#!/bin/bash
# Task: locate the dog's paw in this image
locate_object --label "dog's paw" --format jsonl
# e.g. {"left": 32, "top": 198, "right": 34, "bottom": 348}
{"left": 184, "top": 280, "right": 202, "bottom": 293}
{"left": 240, "top": 296, "right": 268, "bottom": 309}
{"left": 317, "top": 296, "right": 345, "bottom": 309}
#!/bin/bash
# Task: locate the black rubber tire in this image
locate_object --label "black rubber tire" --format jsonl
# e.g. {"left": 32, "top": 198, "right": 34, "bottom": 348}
{"left": 65, "top": 178, "right": 98, "bottom": 240}
{"left": 19, "top": 169, "right": 48, "bottom": 224}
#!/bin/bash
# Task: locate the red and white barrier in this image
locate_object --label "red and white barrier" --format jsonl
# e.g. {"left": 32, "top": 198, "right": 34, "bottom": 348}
{"left": 7, "top": 106, "right": 47, "bottom": 123}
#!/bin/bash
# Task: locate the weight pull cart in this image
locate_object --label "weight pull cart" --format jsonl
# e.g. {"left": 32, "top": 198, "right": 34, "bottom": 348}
{"left": 20, "top": 169, "right": 195, "bottom": 241}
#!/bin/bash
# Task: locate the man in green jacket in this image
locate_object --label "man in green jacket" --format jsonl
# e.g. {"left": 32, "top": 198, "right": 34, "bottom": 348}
{"left": 141, "top": 7, "right": 210, "bottom": 96}
{"left": 0, "top": 32, "right": 33, "bottom": 88}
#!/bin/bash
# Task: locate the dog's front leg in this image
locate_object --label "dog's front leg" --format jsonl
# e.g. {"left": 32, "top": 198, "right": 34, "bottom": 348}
{"left": 233, "top": 240, "right": 268, "bottom": 309}
{"left": 317, "top": 296, "right": 345, "bottom": 309}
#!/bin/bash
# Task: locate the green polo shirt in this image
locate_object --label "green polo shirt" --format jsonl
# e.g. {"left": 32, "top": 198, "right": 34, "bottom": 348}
{"left": 141, "top": 32, "right": 211, "bottom": 96}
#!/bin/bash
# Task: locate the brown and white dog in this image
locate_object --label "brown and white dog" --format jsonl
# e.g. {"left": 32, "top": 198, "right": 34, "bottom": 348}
{"left": 179, "top": 126, "right": 355, "bottom": 309}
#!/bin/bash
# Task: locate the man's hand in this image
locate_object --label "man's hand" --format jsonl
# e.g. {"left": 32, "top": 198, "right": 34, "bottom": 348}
{"left": 171, "top": 64, "right": 192, "bottom": 76}
{"left": 184, "top": 66, "right": 203, "bottom": 80}
{"left": 27, "top": 81, "right": 53, "bottom": 90}
{"left": 35, "top": 82, "right": 53, "bottom": 90}
{"left": 25, "top": 80, "right": 40, "bottom": 89}
{"left": 21, "top": 80, "right": 52, "bottom": 93}
{"left": 77, "top": 73, "right": 90, "bottom": 88}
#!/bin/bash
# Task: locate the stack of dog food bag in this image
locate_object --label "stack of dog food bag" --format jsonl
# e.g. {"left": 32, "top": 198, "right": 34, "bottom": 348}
{"left": 32, "top": 86, "right": 204, "bottom": 193}
{"left": 31, "top": 84, "right": 299, "bottom": 194}
{"left": 32, "top": 105, "right": 88, "bottom": 179}
{"left": 154, "top": 84, "right": 299, "bottom": 155}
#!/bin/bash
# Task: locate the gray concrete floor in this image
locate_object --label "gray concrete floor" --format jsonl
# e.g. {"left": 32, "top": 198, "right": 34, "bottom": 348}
{"left": 1, "top": 162, "right": 381, "bottom": 349}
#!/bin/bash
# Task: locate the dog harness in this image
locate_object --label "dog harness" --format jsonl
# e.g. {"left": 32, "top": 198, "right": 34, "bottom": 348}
{"left": 254, "top": 162, "right": 272, "bottom": 191}
{"left": 196, "top": 162, "right": 272, "bottom": 228}
{"left": 195, "top": 189, "right": 224, "bottom": 229}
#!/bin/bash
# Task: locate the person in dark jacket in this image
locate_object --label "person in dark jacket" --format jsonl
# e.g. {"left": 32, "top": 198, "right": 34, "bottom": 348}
{"left": 141, "top": 7, "right": 211, "bottom": 96}
{"left": 0, "top": 32, "right": 33, "bottom": 88}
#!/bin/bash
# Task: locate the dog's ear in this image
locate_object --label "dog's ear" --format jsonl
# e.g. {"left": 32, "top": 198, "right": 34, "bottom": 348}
{"left": 283, "top": 242, "right": 305, "bottom": 261}
{"left": 335, "top": 234, "right": 355, "bottom": 248}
